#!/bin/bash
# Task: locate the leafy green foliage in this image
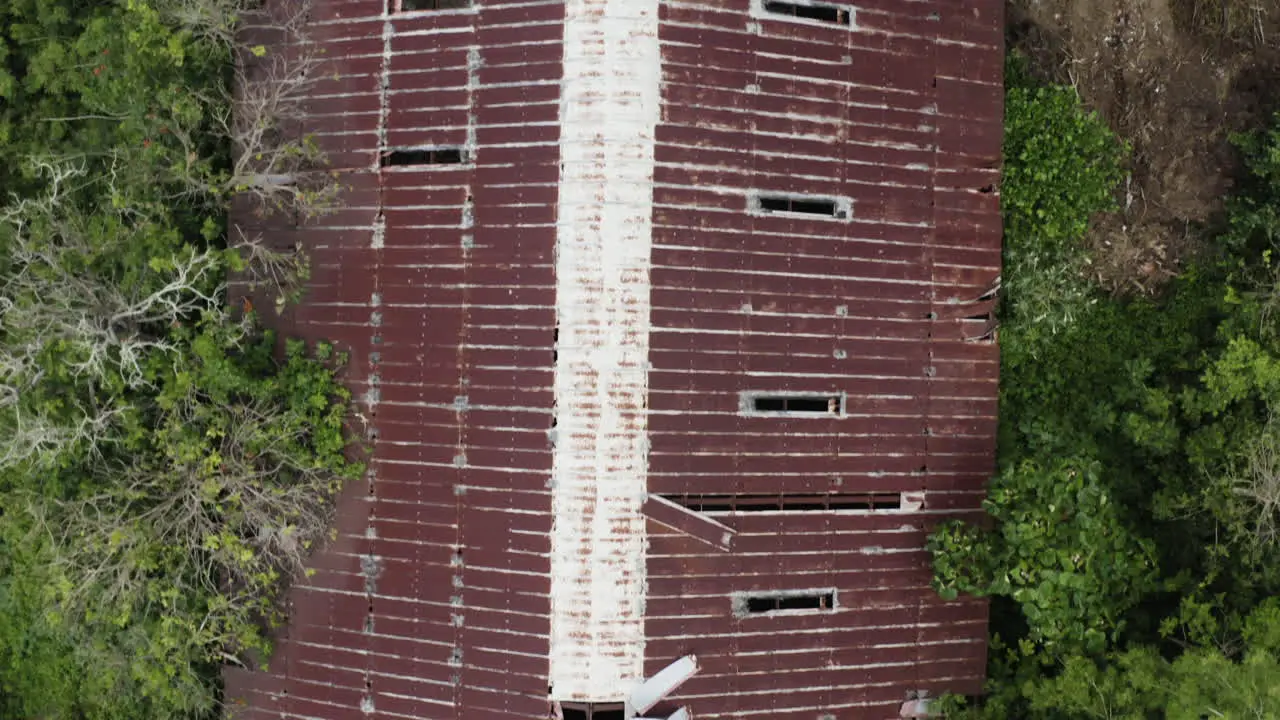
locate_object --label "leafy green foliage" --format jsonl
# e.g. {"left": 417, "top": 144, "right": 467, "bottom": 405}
{"left": 1000, "top": 55, "right": 1128, "bottom": 344}
{"left": 930, "top": 458, "right": 1158, "bottom": 654}
{"left": 942, "top": 605, "right": 1280, "bottom": 720}
{"left": 19, "top": 320, "right": 358, "bottom": 713}
{"left": 930, "top": 54, "right": 1280, "bottom": 715}
{"left": 1021, "top": 601, "right": 1280, "bottom": 718}
{"left": 0, "top": 321, "right": 356, "bottom": 719}
{"left": 0, "top": 1, "right": 356, "bottom": 717}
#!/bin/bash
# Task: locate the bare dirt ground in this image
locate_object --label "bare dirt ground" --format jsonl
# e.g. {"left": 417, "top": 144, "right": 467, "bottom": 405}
{"left": 1007, "top": 0, "right": 1280, "bottom": 293}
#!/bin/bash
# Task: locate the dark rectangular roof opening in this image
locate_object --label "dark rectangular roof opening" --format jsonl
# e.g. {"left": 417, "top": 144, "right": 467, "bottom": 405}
{"left": 669, "top": 493, "right": 904, "bottom": 513}
{"left": 380, "top": 147, "right": 467, "bottom": 167}
{"left": 743, "top": 590, "right": 836, "bottom": 614}
{"left": 763, "top": 1, "right": 851, "bottom": 25}
{"left": 756, "top": 194, "right": 847, "bottom": 218}
{"left": 561, "top": 704, "right": 625, "bottom": 720}
{"left": 396, "top": 0, "right": 471, "bottom": 11}
{"left": 745, "top": 393, "right": 843, "bottom": 415}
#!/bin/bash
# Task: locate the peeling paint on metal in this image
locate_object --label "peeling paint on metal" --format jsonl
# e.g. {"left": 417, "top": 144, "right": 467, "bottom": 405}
{"left": 223, "top": 0, "right": 1005, "bottom": 718}
{"left": 548, "top": 0, "right": 661, "bottom": 703}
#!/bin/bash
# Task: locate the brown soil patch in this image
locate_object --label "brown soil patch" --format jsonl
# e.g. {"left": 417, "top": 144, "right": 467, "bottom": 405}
{"left": 1007, "top": 0, "right": 1280, "bottom": 294}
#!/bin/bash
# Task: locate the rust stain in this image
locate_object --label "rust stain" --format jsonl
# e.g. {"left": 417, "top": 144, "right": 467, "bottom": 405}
{"left": 224, "top": 0, "right": 1003, "bottom": 718}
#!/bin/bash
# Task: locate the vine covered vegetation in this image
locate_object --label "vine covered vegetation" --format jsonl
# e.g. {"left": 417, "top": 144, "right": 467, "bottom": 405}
{"left": 5, "top": 1, "right": 1278, "bottom": 718}
{"left": 929, "top": 56, "right": 1280, "bottom": 716}
{"left": 0, "top": 1, "right": 359, "bottom": 717}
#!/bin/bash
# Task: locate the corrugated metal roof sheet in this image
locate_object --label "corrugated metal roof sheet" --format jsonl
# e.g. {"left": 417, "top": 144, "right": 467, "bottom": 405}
{"left": 225, "top": 0, "right": 1002, "bottom": 718}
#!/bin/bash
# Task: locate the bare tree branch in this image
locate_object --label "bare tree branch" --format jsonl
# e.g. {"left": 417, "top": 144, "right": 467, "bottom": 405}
{"left": 226, "top": 35, "right": 336, "bottom": 221}
{"left": 229, "top": 225, "right": 310, "bottom": 312}
{"left": 0, "top": 0, "right": 351, "bottom": 680}
{"left": 152, "top": 0, "right": 337, "bottom": 220}
{"left": 0, "top": 163, "right": 225, "bottom": 395}
{"left": 1233, "top": 414, "right": 1280, "bottom": 546}
{"left": 34, "top": 387, "right": 345, "bottom": 651}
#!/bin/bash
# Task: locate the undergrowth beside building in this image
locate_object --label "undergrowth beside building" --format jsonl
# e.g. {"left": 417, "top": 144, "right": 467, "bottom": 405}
{"left": 0, "top": 1, "right": 360, "bottom": 718}
{"left": 928, "top": 55, "right": 1280, "bottom": 716}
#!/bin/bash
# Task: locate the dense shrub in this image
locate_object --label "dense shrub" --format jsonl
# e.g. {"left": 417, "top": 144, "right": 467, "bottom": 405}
{"left": 929, "top": 457, "right": 1158, "bottom": 654}
{"left": 0, "top": 0, "right": 357, "bottom": 717}
{"left": 1000, "top": 56, "right": 1128, "bottom": 345}
{"left": 930, "top": 55, "right": 1280, "bottom": 715}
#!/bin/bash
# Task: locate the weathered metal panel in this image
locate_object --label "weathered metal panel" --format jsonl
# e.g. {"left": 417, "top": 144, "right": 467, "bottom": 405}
{"left": 224, "top": 1, "right": 564, "bottom": 719}
{"left": 641, "top": 0, "right": 1002, "bottom": 717}
{"left": 227, "top": 0, "right": 1001, "bottom": 717}
{"left": 546, "top": 0, "right": 661, "bottom": 704}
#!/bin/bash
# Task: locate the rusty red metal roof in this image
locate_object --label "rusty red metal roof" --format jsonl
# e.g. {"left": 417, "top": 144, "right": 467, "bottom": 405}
{"left": 226, "top": 0, "right": 1002, "bottom": 718}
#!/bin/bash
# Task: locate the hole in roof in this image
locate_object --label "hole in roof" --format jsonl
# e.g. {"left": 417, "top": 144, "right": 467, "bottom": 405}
{"left": 670, "top": 493, "right": 904, "bottom": 513}
{"left": 762, "top": 1, "right": 851, "bottom": 25}
{"left": 746, "top": 393, "right": 843, "bottom": 415}
{"left": 396, "top": 0, "right": 470, "bottom": 11}
{"left": 380, "top": 147, "right": 467, "bottom": 167}
{"left": 561, "top": 704, "right": 625, "bottom": 720}
{"left": 756, "top": 194, "right": 845, "bottom": 218}
{"left": 744, "top": 591, "right": 836, "bottom": 613}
